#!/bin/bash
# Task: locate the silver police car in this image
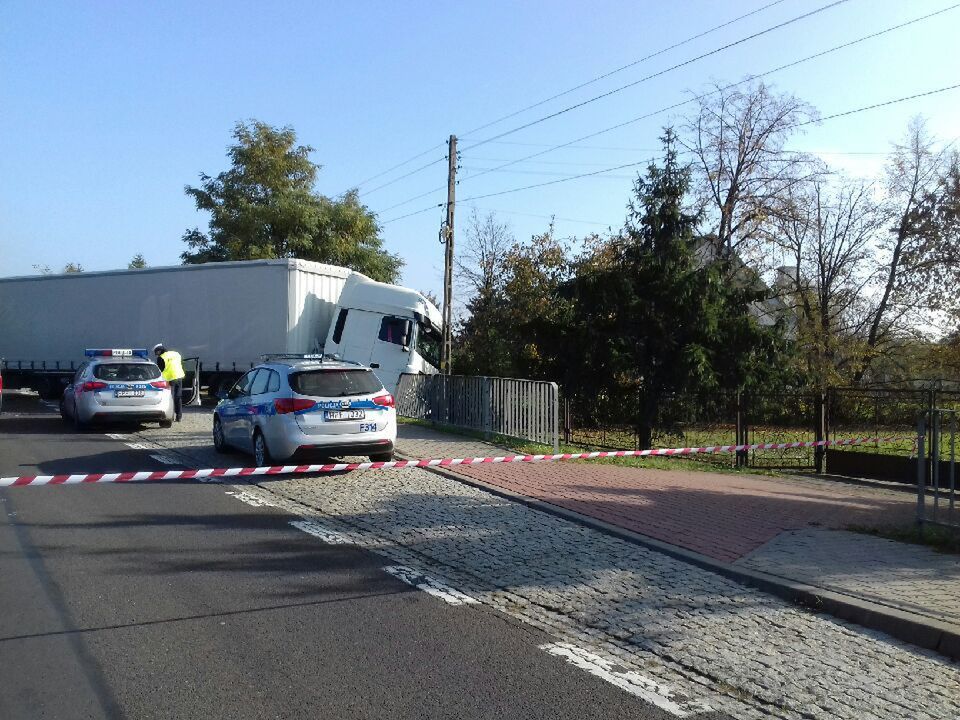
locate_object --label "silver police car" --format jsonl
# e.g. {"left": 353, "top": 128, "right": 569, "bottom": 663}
{"left": 213, "top": 356, "right": 396, "bottom": 465}
{"left": 60, "top": 349, "right": 175, "bottom": 429}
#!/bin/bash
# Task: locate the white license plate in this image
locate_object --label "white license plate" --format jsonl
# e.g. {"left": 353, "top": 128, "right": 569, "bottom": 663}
{"left": 115, "top": 390, "right": 145, "bottom": 398}
{"left": 324, "top": 409, "right": 364, "bottom": 421}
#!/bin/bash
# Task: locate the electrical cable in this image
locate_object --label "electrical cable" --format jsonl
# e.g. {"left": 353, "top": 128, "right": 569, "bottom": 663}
{"left": 462, "top": 4, "right": 960, "bottom": 183}
{"left": 460, "top": 0, "right": 792, "bottom": 138}
{"left": 460, "top": 0, "right": 853, "bottom": 152}
{"left": 380, "top": 81, "right": 960, "bottom": 224}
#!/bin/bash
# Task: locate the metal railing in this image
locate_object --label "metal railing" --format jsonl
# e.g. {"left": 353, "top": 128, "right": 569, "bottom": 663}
{"left": 396, "top": 373, "right": 559, "bottom": 452}
{"left": 917, "top": 409, "right": 959, "bottom": 530}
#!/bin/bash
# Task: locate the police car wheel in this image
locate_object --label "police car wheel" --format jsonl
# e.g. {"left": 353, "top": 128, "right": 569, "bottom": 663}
{"left": 73, "top": 412, "right": 87, "bottom": 432}
{"left": 253, "top": 431, "right": 271, "bottom": 466}
{"left": 213, "top": 416, "right": 228, "bottom": 453}
{"left": 160, "top": 419, "right": 173, "bottom": 428}
{"left": 370, "top": 452, "right": 394, "bottom": 462}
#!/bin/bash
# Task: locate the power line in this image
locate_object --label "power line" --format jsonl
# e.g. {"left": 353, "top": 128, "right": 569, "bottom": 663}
{"left": 462, "top": 4, "right": 960, "bottom": 183}
{"left": 349, "top": 1, "right": 790, "bottom": 198}
{"left": 381, "top": 82, "right": 960, "bottom": 225}
{"left": 345, "top": 142, "right": 445, "bottom": 192}
{"left": 465, "top": 205, "right": 612, "bottom": 227}
{"left": 460, "top": 0, "right": 853, "bottom": 153}
{"left": 792, "top": 83, "right": 960, "bottom": 128}
{"left": 358, "top": 155, "right": 447, "bottom": 197}
{"left": 460, "top": 0, "right": 791, "bottom": 138}
{"left": 379, "top": 3, "right": 957, "bottom": 219}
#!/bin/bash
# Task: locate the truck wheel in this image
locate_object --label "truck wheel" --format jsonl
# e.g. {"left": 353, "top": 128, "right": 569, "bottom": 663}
{"left": 253, "top": 430, "right": 272, "bottom": 467}
{"left": 213, "top": 416, "right": 228, "bottom": 453}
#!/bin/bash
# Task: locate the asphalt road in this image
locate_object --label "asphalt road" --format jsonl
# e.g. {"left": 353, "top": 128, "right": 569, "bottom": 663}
{"left": 0, "top": 392, "right": 717, "bottom": 720}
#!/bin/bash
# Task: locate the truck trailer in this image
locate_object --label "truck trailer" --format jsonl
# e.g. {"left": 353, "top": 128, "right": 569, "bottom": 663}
{"left": 0, "top": 259, "right": 442, "bottom": 401}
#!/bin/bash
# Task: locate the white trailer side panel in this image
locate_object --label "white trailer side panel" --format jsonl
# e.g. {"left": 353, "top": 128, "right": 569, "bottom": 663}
{"left": 0, "top": 261, "right": 295, "bottom": 369}
{"left": 284, "top": 260, "right": 352, "bottom": 354}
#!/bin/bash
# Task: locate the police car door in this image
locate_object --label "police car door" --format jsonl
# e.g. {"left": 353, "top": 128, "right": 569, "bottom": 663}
{"left": 223, "top": 369, "right": 257, "bottom": 446}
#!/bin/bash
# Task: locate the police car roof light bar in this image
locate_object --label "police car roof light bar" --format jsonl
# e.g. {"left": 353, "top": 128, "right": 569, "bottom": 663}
{"left": 84, "top": 348, "right": 149, "bottom": 359}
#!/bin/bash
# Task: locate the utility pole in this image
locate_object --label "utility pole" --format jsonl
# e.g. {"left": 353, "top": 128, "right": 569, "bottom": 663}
{"left": 440, "top": 134, "right": 457, "bottom": 375}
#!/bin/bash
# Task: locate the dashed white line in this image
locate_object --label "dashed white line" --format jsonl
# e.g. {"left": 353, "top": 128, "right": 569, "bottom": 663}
{"left": 105, "top": 433, "right": 129, "bottom": 440}
{"left": 149, "top": 454, "right": 182, "bottom": 466}
{"left": 289, "top": 520, "right": 352, "bottom": 544}
{"left": 123, "top": 442, "right": 150, "bottom": 451}
{"left": 540, "top": 642, "right": 709, "bottom": 717}
{"left": 382, "top": 565, "right": 479, "bottom": 606}
{"left": 224, "top": 490, "right": 277, "bottom": 507}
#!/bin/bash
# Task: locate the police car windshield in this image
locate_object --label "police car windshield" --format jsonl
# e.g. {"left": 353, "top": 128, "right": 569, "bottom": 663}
{"left": 94, "top": 363, "right": 161, "bottom": 382}
{"left": 289, "top": 369, "right": 382, "bottom": 398}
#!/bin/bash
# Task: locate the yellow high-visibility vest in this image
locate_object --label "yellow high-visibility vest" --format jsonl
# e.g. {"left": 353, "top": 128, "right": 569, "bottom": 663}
{"left": 159, "top": 350, "right": 185, "bottom": 382}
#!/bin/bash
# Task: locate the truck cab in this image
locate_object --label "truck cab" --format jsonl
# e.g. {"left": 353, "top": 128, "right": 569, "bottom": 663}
{"left": 323, "top": 274, "right": 442, "bottom": 394}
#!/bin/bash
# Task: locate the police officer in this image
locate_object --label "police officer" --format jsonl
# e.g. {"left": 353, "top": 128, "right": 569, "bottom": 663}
{"left": 153, "top": 343, "right": 185, "bottom": 422}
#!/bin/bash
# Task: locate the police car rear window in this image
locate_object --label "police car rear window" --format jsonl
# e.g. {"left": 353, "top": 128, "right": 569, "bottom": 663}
{"left": 289, "top": 370, "right": 382, "bottom": 398}
{"left": 94, "top": 363, "right": 161, "bottom": 381}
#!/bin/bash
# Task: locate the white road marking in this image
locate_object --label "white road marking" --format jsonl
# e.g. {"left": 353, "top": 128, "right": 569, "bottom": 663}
{"left": 124, "top": 442, "right": 150, "bottom": 450}
{"left": 105, "top": 433, "right": 129, "bottom": 440}
{"left": 540, "top": 642, "right": 709, "bottom": 717}
{"left": 382, "top": 565, "right": 479, "bottom": 606}
{"left": 224, "top": 490, "right": 276, "bottom": 507}
{"left": 149, "top": 454, "right": 181, "bottom": 466}
{"left": 40, "top": 401, "right": 59, "bottom": 408}
{"left": 290, "top": 520, "right": 352, "bottom": 544}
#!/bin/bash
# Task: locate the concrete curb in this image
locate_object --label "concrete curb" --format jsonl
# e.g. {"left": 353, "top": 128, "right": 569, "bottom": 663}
{"left": 397, "top": 451, "right": 960, "bottom": 661}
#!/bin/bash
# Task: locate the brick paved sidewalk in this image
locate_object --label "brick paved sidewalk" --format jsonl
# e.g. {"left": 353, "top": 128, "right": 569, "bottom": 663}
{"left": 396, "top": 423, "right": 960, "bottom": 630}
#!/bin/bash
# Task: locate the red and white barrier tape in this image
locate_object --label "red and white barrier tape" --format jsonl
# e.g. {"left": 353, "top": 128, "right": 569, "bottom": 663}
{"left": 0, "top": 435, "right": 911, "bottom": 487}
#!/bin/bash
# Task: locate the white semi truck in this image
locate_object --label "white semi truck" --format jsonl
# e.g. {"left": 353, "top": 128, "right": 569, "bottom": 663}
{"left": 0, "top": 259, "right": 442, "bottom": 401}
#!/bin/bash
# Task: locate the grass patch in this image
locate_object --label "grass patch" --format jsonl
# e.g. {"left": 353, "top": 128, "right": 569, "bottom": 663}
{"left": 847, "top": 523, "right": 960, "bottom": 554}
{"left": 398, "top": 416, "right": 781, "bottom": 476}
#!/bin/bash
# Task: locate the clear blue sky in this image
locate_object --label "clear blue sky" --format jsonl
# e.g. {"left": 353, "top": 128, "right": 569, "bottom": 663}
{"left": 1, "top": 0, "right": 957, "bottom": 299}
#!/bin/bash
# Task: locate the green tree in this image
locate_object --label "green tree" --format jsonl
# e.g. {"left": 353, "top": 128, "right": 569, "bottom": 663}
{"left": 568, "top": 129, "right": 789, "bottom": 446}
{"left": 454, "top": 214, "right": 572, "bottom": 379}
{"left": 181, "top": 120, "right": 402, "bottom": 283}
{"left": 128, "top": 253, "right": 147, "bottom": 269}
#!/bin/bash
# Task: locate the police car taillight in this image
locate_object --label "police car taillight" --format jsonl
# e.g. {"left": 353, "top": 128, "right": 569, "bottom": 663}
{"left": 373, "top": 393, "right": 394, "bottom": 407}
{"left": 84, "top": 348, "right": 148, "bottom": 358}
{"left": 274, "top": 398, "right": 316, "bottom": 414}
{"left": 150, "top": 380, "right": 169, "bottom": 389}
{"left": 82, "top": 381, "right": 108, "bottom": 392}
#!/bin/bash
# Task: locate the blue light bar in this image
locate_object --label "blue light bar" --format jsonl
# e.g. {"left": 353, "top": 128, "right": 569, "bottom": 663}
{"left": 84, "top": 348, "right": 149, "bottom": 359}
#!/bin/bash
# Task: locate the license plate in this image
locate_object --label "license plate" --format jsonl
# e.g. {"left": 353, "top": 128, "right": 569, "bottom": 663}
{"left": 324, "top": 409, "right": 364, "bottom": 421}
{"left": 115, "top": 390, "right": 145, "bottom": 398}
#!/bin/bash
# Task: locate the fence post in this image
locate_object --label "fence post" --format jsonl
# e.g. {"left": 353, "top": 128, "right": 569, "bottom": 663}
{"left": 551, "top": 382, "right": 559, "bottom": 454}
{"left": 735, "top": 391, "right": 747, "bottom": 468}
{"left": 482, "top": 376, "right": 492, "bottom": 440}
{"left": 814, "top": 391, "right": 826, "bottom": 474}
{"left": 917, "top": 414, "right": 927, "bottom": 529}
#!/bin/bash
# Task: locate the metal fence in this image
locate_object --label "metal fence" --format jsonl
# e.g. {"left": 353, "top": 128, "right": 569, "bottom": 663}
{"left": 396, "top": 373, "right": 559, "bottom": 451}
{"left": 917, "top": 409, "right": 959, "bottom": 531}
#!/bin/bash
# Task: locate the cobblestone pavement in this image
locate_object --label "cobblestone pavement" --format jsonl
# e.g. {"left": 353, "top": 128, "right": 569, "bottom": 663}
{"left": 127, "top": 413, "right": 960, "bottom": 720}
{"left": 737, "top": 528, "right": 960, "bottom": 625}
{"left": 396, "top": 425, "right": 960, "bottom": 630}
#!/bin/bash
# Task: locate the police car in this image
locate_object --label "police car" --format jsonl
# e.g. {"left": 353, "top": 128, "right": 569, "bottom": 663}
{"left": 213, "top": 355, "right": 396, "bottom": 465}
{"left": 60, "top": 349, "right": 175, "bottom": 429}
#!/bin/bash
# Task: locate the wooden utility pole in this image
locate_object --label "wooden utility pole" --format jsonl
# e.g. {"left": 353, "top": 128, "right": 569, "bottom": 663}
{"left": 440, "top": 134, "right": 457, "bottom": 374}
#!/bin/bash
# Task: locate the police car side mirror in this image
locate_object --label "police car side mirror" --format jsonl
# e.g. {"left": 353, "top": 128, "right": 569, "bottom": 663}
{"left": 216, "top": 390, "right": 228, "bottom": 401}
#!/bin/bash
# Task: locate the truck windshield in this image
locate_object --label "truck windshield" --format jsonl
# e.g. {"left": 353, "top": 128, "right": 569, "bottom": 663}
{"left": 416, "top": 322, "right": 441, "bottom": 369}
